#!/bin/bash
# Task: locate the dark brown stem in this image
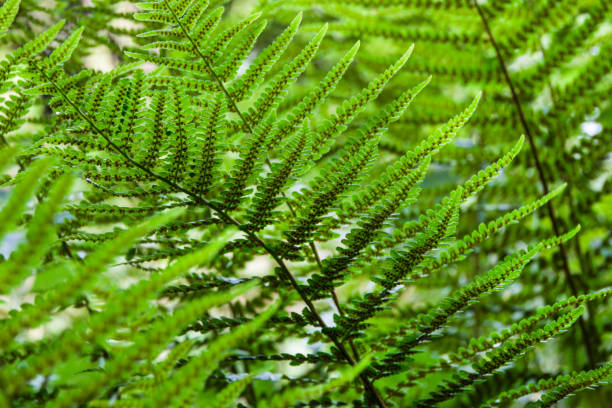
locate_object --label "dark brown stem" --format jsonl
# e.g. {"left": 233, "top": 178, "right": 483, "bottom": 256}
{"left": 473, "top": 0, "right": 597, "bottom": 368}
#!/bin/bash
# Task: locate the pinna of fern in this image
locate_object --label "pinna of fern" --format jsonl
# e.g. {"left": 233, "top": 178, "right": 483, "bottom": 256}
{"left": 0, "top": 0, "right": 610, "bottom": 406}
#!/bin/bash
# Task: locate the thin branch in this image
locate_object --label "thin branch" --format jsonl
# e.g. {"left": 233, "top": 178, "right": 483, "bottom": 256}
{"left": 473, "top": 0, "right": 597, "bottom": 368}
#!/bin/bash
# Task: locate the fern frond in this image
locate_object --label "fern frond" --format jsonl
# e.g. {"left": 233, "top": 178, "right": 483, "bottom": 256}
{"left": 283, "top": 136, "right": 378, "bottom": 256}
{"left": 482, "top": 362, "right": 612, "bottom": 407}
{"left": 0, "top": 158, "right": 53, "bottom": 240}
{"left": 190, "top": 92, "right": 226, "bottom": 195}
{"left": 244, "top": 24, "right": 328, "bottom": 129}
{"left": 311, "top": 44, "right": 415, "bottom": 159}
{"left": 222, "top": 113, "right": 276, "bottom": 211}
{"left": 229, "top": 12, "right": 303, "bottom": 101}
{"left": 307, "top": 158, "right": 429, "bottom": 299}
{"left": 260, "top": 354, "right": 372, "bottom": 408}
{"left": 247, "top": 124, "right": 312, "bottom": 232}
{"left": 44, "top": 281, "right": 258, "bottom": 408}
{"left": 409, "top": 226, "right": 580, "bottom": 342}
{"left": 415, "top": 306, "right": 584, "bottom": 407}
{"left": 0, "top": 208, "right": 184, "bottom": 352}
{"left": 0, "top": 173, "right": 72, "bottom": 293}
{"left": 0, "top": 0, "right": 19, "bottom": 37}
{"left": 531, "top": 362, "right": 612, "bottom": 407}
{"left": 270, "top": 40, "right": 360, "bottom": 147}
{"left": 145, "top": 299, "right": 281, "bottom": 407}
{"left": 450, "top": 288, "right": 612, "bottom": 366}
{"left": 208, "top": 375, "right": 254, "bottom": 408}
{"left": 416, "top": 181, "right": 566, "bottom": 280}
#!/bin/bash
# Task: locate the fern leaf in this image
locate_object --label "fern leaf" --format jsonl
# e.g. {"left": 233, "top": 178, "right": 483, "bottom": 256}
{"left": 20, "top": 20, "right": 66, "bottom": 57}
{"left": 271, "top": 40, "right": 360, "bottom": 146}
{"left": 245, "top": 23, "right": 328, "bottom": 128}
{"left": 308, "top": 158, "right": 429, "bottom": 299}
{"left": 321, "top": 76, "right": 431, "bottom": 230}
{"left": 312, "top": 44, "right": 415, "bottom": 159}
{"left": 260, "top": 354, "right": 372, "bottom": 408}
{"left": 145, "top": 299, "right": 281, "bottom": 407}
{"left": 229, "top": 12, "right": 302, "bottom": 101}
{"left": 247, "top": 123, "right": 311, "bottom": 232}
{"left": 124, "top": 51, "right": 211, "bottom": 77}
{"left": 416, "top": 307, "right": 584, "bottom": 407}
{"left": 0, "top": 173, "right": 72, "bottom": 294}
{"left": 409, "top": 226, "right": 581, "bottom": 343}
{"left": 0, "top": 158, "right": 53, "bottom": 241}
{"left": 0, "top": 0, "right": 19, "bottom": 37}
{"left": 0, "top": 208, "right": 184, "bottom": 352}
{"left": 482, "top": 362, "right": 612, "bottom": 408}
{"left": 222, "top": 113, "right": 276, "bottom": 211}
{"left": 450, "top": 287, "right": 612, "bottom": 366}
{"left": 208, "top": 375, "right": 254, "bottom": 408}
{"left": 45, "top": 26, "right": 85, "bottom": 67}
{"left": 531, "top": 363, "right": 612, "bottom": 407}
{"left": 165, "top": 84, "right": 190, "bottom": 182}
{"left": 216, "top": 20, "right": 266, "bottom": 82}
{"left": 190, "top": 92, "right": 226, "bottom": 195}
{"left": 283, "top": 136, "right": 378, "bottom": 256}
{"left": 43, "top": 281, "right": 257, "bottom": 407}
{"left": 416, "top": 181, "right": 565, "bottom": 280}
{"left": 200, "top": 12, "right": 262, "bottom": 61}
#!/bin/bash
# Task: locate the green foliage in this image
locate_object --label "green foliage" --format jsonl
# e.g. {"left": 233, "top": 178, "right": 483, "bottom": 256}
{"left": 0, "top": 0, "right": 610, "bottom": 407}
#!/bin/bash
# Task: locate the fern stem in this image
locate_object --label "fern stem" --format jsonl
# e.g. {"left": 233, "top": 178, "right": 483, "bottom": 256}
{"left": 473, "top": 0, "right": 597, "bottom": 368}
{"left": 160, "top": 2, "right": 386, "bottom": 404}
{"left": 538, "top": 41, "right": 603, "bottom": 374}
{"left": 161, "top": 0, "right": 255, "bottom": 134}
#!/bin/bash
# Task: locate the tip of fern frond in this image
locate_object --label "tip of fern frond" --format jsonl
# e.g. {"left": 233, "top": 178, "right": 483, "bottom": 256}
{"left": 566, "top": 224, "right": 582, "bottom": 238}
{"left": 43, "top": 19, "right": 66, "bottom": 37}
{"left": 464, "top": 91, "right": 482, "bottom": 115}
{"left": 415, "top": 75, "right": 433, "bottom": 92}
{"left": 341, "top": 41, "right": 360, "bottom": 60}
{"left": 550, "top": 182, "right": 568, "bottom": 196}
{"left": 400, "top": 43, "right": 415, "bottom": 62}
{"left": 540, "top": 225, "right": 581, "bottom": 251}
{"left": 123, "top": 51, "right": 141, "bottom": 60}
{"left": 513, "top": 135, "right": 525, "bottom": 152}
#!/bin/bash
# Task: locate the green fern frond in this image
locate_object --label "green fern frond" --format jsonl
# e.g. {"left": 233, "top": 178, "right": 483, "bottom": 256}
{"left": 145, "top": 299, "right": 281, "bottom": 407}
{"left": 0, "top": 173, "right": 72, "bottom": 293}
{"left": 208, "top": 375, "right": 255, "bottom": 408}
{"left": 260, "top": 354, "right": 372, "bottom": 408}
{"left": 229, "top": 12, "right": 303, "bottom": 101}
{"left": 311, "top": 44, "right": 415, "bottom": 159}
{"left": 0, "top": 0, "right": 19, "bottom": 37}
